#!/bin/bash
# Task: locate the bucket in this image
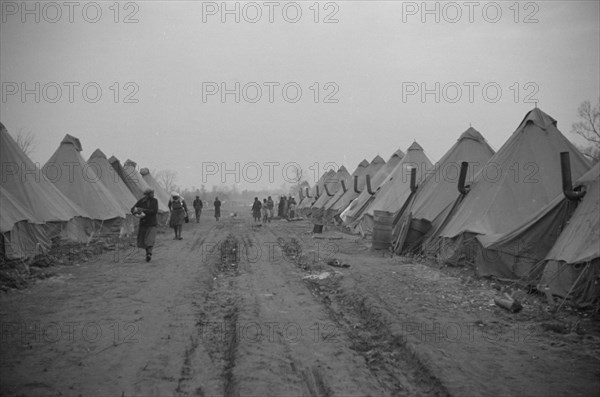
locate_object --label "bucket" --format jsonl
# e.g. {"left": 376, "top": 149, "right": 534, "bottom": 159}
{"left": 372, "top": 210, "right": 394, "bottom": 250}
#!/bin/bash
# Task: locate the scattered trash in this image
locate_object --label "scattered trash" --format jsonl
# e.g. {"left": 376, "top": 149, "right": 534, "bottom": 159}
{"left": 326, "top": 258, "right": 350, "bottom": 268}
{"left": 494, "top": 292, "right": 523, "bottom": 313}
{"left": 303, "top": 272, "right": 333, "bottom": 280}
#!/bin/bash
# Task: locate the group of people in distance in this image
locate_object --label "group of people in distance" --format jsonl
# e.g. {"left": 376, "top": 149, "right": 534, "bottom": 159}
{"left": 252, "top": 195, "right": 297, "bottom": 224}
{"left": 132, "top": 190, "right": 297, "bottom": 261}
{"left": 130, "top": 190, "right": 222, "bottom": 261}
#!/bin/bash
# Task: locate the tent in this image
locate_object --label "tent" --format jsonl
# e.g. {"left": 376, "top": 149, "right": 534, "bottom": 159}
{"left": 340, "top": 148, "right": 405, "bottom": 225}
{"left": 392, "top": 128, "right": 495, "bottom": 253}
{"left": 140, "top": 168, "right": 171, "bottom": 209}
{"left": 297, "top": 169, "right": 337, "bottom": 217}
{"left": 310, "top": 166, "right": 351, "bottom": 224}
{"left": 88, "top": 149, "right": 137, "bottom": 213}
{"left": 321, "top": 159, "right": 370, "bottom": 221}
{"left": 429, "top": 108, "right": 590, "bottom": 275}
{"left": 43, "top": 135, "right": 125, "bottom": 222}
{"left": 325, "top": 157, "right": 385, "bottom": 222}
{"left": 538, "top": 164, "right": 599, "bottom": 306}
{"left": 0, "top": 185, "right": 51, "bottom": 259}
{"left": 353, "top": 142, "right": 433, "bottom": 235}
{"left": 110, "top": 157, "right": 150, "bottom": 200}
{"left": 0, "top": 124, "right": 91, "bottom": 243}
{"left": 88, "top": 149, "right": 138, "bottom": 235}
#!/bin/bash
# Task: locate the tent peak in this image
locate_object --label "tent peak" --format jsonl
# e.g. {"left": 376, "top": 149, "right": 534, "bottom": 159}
{"left": 518, "top": 107, "right": 557, "bottom": 131}
{"left": 458, "top": 127, "right": 486, "bottom": 142}
{"left": 371, "top": 154, "right": 385, "bottom": 164}
{"left": 407, "top": 141, "right": 424, "bottom": 151}
{"left": 358, "top": 159, "right": 370, "bottom": 168}
{"left": 391, "top": 149, "right": 405, "bottom": 159}
{"left": 61, "top": 134, "right": 82, "bottom": 152}
{"left": 89, "top": 148, "right": 106, "bottom": 160}
{"left": 0, "top": 122, "right": 6, "bottom": 133}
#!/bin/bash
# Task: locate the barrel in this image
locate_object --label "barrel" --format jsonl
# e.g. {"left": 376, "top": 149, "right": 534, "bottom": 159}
{"left": 372, "top": 210, "right": 394, "bottom": 250}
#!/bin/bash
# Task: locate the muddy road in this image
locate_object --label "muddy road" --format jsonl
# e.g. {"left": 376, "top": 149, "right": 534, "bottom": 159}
{"left": 1, "top": 211, "right": 599, "bottom": 396}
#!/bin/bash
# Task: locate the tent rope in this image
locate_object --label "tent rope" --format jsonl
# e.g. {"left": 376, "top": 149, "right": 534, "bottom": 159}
{"left": 556, "top": 263, "right": 589, "bottom": 312}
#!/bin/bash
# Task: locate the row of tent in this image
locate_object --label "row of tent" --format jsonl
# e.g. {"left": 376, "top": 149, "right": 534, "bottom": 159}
{"left": 0, "top": 123, "right": 172, "bottom": 260}
{"left": 297, "top": 108, "right": 599, "bottom": 307}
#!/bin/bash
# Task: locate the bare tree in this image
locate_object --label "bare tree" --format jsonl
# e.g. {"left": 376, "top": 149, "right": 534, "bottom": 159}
{"left": 13, "top": 128, "right": 37, "bottom": 156}
{"left": 155, "top": 169, "right": 178, "bottom": 193}
{"left": 571, "top": 99, "right": 600, "bottom": 163}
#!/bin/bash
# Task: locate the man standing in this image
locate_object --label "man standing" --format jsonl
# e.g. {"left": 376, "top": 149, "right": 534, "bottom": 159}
{"left": 193, "top": 196, "right": 203, "bottom": 223}
{"left": 131, "top": 188, "right": 159, "bottom": 262}
{"left": 214, "top": 197, "right": 221, "bottom": 221}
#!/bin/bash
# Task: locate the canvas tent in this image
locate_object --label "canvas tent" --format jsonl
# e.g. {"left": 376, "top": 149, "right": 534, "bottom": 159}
{"left": 110, "top": 157, "right": 150, "bottom": 200}
{"left": 392, "top": 128, "right": 495, "bottom": 253}
{"left": 0, "top": 125, "right": 91, "bottom": 244}
{"left": 310, "top": 166, "right": 351, "bottom": 224}
{"left": 321, "top": 159, "right": 370, "bottom": 221}
{"left": 88, "top": 149, "right": 138, "bottom": 235}
{"left": 43, "top": 135, "right": 125, "bottom": 222}
{"left": 340, "top": 148, "right": 405, "bottom": 225}
{"left": 88, "top": 149, "right": 137, "bottom": 213}
{"left": 353, "top": 142, "right": 433, "bottom": 235}
{"left": 140, "top": 168, "right": 171, "bottom": 209}
{"left": 325, "top": 157, "right": 385, "bottom": 222}
{"left": 538, "top": 164, "right": 599, "bottom": 306}
{"left": 429, "top": 108, "right": 590, "bottom": 275}
{"left": 0, "top": 185, "right": 51, "bottom": 259}
{"left": 297, "top": 169, "right": 337, "bottom": 217}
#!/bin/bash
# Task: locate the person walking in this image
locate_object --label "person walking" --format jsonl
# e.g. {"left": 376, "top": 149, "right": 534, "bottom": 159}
{"left": 193, "top": 196, "right": 203, "bottom": 223}
{"left": 285, "top": 195, "right": 292, "bottom": 219}
{"left": 261, "top": 199, "right": 269, "bottom": 224}
{"left": 278, "top": 196, "right": 285, "bottom": 218}
{"left": 252, "top": 197, "right": 262, "bottom": 222}
{"left": 168, "top": 192, "right": 188, "bottom": 240}
{"left": 267, "top": 196, "right": 274, "bottom": 223}
{"left": 214, "top": 197, "right": 221, "bottom": 221}
{"left": 131, "top": 188, "right": 159, "bottom": 262}
{"left": 289, "top": 196, "right": 297, "bottom": 218}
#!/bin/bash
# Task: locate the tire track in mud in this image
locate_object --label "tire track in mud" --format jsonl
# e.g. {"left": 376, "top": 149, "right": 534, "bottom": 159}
{"left": 269, "top": 226, "right": 451, "bottom": 397}
{"left": 188, "top": 219, "right": 446, "bottom": 396}
{"left": 173, "top": 234, "right": 207, "bottom": 396}
{"left": 232, "top": 224, "right": 384, "bottom": 396}
{"left": 175, "top": 221, "right": 244, "bottom": 397}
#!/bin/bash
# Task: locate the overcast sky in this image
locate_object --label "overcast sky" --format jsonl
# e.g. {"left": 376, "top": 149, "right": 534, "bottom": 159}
{"left": 1, "top": 0, "right": 599, "bottom": 191}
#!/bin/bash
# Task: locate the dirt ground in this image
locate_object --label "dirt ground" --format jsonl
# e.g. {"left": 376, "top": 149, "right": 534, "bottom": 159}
{"left": 1, "top": 203, "right": 599, "bottom": 397}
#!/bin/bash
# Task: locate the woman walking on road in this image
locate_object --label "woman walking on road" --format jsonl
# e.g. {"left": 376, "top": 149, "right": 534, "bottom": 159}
{"left": 168, "top": 192, "right": 188, "bottom": 240}
{"left": 214, "top": 197, "right": 221, "bottom": 221}
{"left": 131, "top": 188, "right": 159, "bottom": 262}
{"left": 262, "top": 198, "right": 269, "bottom": 224}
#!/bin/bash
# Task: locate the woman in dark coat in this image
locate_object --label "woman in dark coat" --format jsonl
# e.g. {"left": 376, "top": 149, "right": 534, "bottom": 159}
{"left": 214, "top": 197, "right": 221, "bottom": 221}
{"left": 168, "top": 192, "right": 188, "bottom": 240}
{"left": 131, "top": 188, "right": 159, "bottom": 262}
{"left": 252, "top": 197, "right": 262, "bottom": 222}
